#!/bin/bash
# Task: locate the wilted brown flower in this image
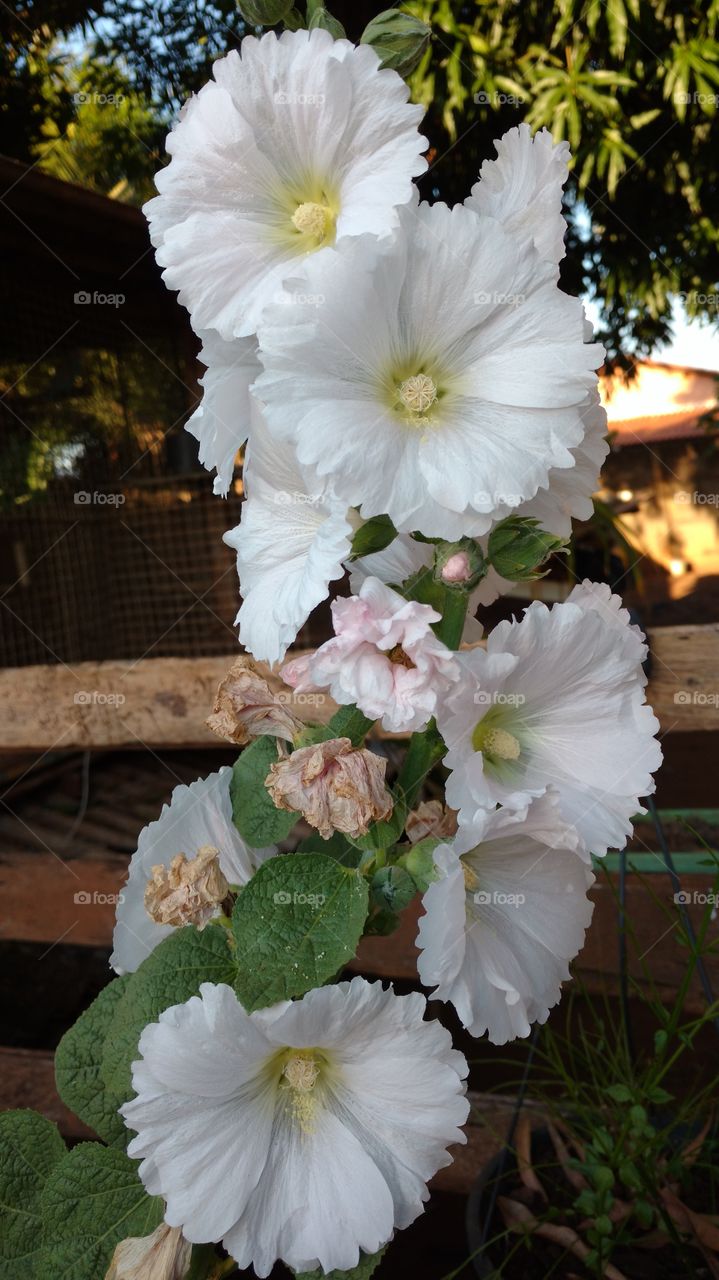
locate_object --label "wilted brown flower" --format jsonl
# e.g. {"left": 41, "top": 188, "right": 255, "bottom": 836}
{"left": 405, "top": 800, "right": 458, "bottom": 845}
{"left": 144, "top": 845, "right": 230, "bottom": 929}
{"left": 206, "top": 655, "right": 304, "bottom": 745}
{"left": 265, "top": 737, "right": 392, "bottom": 840}
{"left": 105, "top": 1224, "right": 191, "bottom": 1280}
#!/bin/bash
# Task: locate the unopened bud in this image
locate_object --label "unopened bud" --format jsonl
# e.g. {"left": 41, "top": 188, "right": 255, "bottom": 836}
{"left": 361, "top": 10, "right": 431, "bottom": 77}
{"left": 487, "top": 517, "right": 567, "bottom": 582}
{"left": 308, "top": 6, "right": 346, "bottom": 37}
{"left": 238, "top": 0, "right": 295, "bottom": 25}
{"left": 433, "top": 538, "right": 486, "bottom": 591}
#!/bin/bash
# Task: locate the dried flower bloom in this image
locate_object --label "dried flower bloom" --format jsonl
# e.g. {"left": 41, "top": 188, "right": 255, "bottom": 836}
{"left": 144, "top": 845, "right": 231, "bottom": 930}
{"left": 206, "top": 655, "right": 304, "bottom": 745}
{"left": 405, "top": 800, "right": 458, "bottom": 845}
{"left": 105, "top": 1224, "right": 191, "bottom": 1280}
{"left": 266, "top": 737, "right": 392, "bottom": 840}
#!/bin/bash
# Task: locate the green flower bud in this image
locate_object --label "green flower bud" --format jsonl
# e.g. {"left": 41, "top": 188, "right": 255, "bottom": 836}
{"left": 371, "top": 864, "right": 417, "bottom": 913}
{"left": 487, "top": 517, "right": 567, "bottom": 582}
{"left": 361, "top": 9, "right": 431, "bottom": 77}
{"left": 432, "top": 538, "right": 487, "bottom": 591}
{"left": 238, "top": 0, "right": 295, "bottom": 25}
{"left": 308, "top": 6, "right": 346, "bottom": 38}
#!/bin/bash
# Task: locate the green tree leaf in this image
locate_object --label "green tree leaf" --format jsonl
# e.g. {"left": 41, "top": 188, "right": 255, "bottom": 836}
{"left": 101, "top": 925, "right": 236, "bottom": 1104}
{"left": 232, "top": 853, "right": 369, "bottom": 1010}
{"left": 230, "top": 737, "right": 300, "bottom": 846}
{"left": 55, "top": 976, "right": 131, "bottom": 1147}
{"left": 0, "top": 1110, "right": 66, "bottom": 1280}
{"left": 39, "top": 1144, "right": 163, "bottom": 1280}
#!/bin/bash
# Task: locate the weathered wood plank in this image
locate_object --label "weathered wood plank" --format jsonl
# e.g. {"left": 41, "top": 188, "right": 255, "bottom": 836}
{"left": 0, "top": 624, "right": 716, "bottom": 752}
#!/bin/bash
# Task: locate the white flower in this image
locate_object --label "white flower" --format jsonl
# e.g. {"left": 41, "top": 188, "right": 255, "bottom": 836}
{"left": 185, "top": 333, "right": 259, "bottom": 496}
{"left": 224, "top": 407, "right": 354, "bottom": 665}
{"left": 465, "top": 123, "right": 570, "bottom": 268}
{"left": 435, "top": 581, "right": 662, "bottom": 855}
{"left": 111, "top": 768, "right": 275, "bottom": 975}
{"left": 145, "top": 29, "right": 427, "bottom": 339}
{"left": 255, "top": 200, "right": 603, "bottom": 538}
{"left": 122, "top": 978, "right": 468, "bottom": 1277}
{"left": 282, "top": 576, "right": 459, "bottom": 733}
{"left": 416, "top": 793, "right": 594, "bottom": 1044}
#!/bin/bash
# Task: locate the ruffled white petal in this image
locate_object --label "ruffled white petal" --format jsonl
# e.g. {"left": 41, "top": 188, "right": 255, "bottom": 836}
{"left": 417, "top": 794, "right": 594, "bottom": 1043}
{"left": 466, "top": 123, "right": 570, "bottom": 267}
{"left": 185, "top": 333, "right": 259, "bottom": 496}
{"left": 111, "top": 768, "right": 274, "bottom": 974}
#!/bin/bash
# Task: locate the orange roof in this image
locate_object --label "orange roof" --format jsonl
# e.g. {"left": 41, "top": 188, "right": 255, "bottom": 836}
{"left": 609, "top": 409, "right": 719, "bottom": 446}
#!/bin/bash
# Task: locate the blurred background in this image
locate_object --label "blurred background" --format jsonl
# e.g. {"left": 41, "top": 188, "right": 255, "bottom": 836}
{"left": 0, "top": 5, "right": 718, "bottom": 1275}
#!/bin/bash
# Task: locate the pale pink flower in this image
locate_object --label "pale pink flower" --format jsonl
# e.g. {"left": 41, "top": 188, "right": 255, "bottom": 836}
{"left": 265, "top": 737, "right": 392, "bottom": 840}
{"left": 282, "top": 577, "right": 459, "bottom": 734}
{"left": 206, "top": 655, "right": 304, "bottom": 746}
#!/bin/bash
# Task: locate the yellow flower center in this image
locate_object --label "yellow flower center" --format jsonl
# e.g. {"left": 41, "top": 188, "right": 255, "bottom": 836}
{"left": 398, "top": 373, "right": 437, "bottom": 414}
{"left": 291, "top": 201, "right": 335, "bottom": 242}
{"left": 462, "top": 860, "right": 480, "bottom": 893}
{"left": 471, "top": 723, "right": 521, "bottom": 762}
{"left": 281, "top": 1050, "right": 321, "bottom": 1133}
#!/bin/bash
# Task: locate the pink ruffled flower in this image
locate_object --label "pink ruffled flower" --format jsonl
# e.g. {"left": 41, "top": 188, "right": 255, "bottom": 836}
{"left": 282, "top": 577, "right": 459, "bottom": 733}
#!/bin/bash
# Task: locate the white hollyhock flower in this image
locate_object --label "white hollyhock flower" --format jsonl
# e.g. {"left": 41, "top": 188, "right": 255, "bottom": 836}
{"left": 282, "top": 576, "right": 459, "bottom": 733}
{"left": 224, "top": 407, "right": 354, "bottom": 665}
{"left": 111, "top": 768, "right": 275, "bottom": 975}
{"left": 416, "top": 793, "right": 594, "bottom": 1044}
{"left": 465, "top": 123, "right": 570, "bottom": 267}
{"left": 185, "top": 333, "right": 259, "bottom": 496}
{"left": 122, "top": 978, "right": 468, "bottom": 1277}
{"left": 255, "top": 201, "right": 603, "bottom": 538}
{"left": 145, "top": 29, "right": 427, "bottom": 340}
{"left": 435, "top": 581, "right": 662, "bottom": 855}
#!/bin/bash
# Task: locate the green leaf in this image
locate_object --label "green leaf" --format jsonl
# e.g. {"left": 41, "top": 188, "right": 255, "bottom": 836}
{"left": 308, "top": 6, "right": 345, "bottom": 37}
{"left": 350, "top": 792, "right": 405, "bottom": 853}
{"left": 231, "top": 736, "right": 300, "bottom": 846}
{"left": 232, "top": 853, "right": 369, "bottom": 1010}
{"left": 605, "top": 1083, "right": 632, "bottom": 1103}
{"left": 324, "top": 704, "right": 376, "bottom": 745}
{"left": 297, "top": 1246, "right": 387, "bottom": 1279}
{"left": 39, "top": 1144, "right": 163, "bottom": 1280}
{"left": 0, "top": 1110, "right": 66, "bottom": 1280}
{"left": 349, "top": 513, "right": 397, "bottom": 560}
{"left": 55, "top": 976, "right": 131, "bottom": 1147}
{"left": 101, "top": 925, "right": 236, "bottom": 1104}
{"left": 296, "top": 831, "right": 361, "bottom": 865}
{"left": 399, "top": 836, "right": 441, "bottom": 893}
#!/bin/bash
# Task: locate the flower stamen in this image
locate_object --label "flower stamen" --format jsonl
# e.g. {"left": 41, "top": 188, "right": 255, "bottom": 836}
{"left": 282, "top": 1050, "right": 321, "bottom": 1134}
{"left": 398, "top": 373, "right": 437, "bottom": 414}
{"left": 291, "top": 201, "right": 335, "bottom": 243}
{"left": 471, "top": 723, "right": 521, "bottom": 762}
{"left": 386, "top": 643, "right": 415, "bottom": 669}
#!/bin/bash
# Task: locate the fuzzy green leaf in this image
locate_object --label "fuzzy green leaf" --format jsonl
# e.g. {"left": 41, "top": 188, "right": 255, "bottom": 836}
{"left": 55, "top": 976, "right": 131, "bottom": 1147}
{"left": 0, "top": 1110, "right": 66, "bottom": 1280}
{"left": 230, "top": 737, "right": 300, "bottom": 846}
{"left": 297, "top": 1246, "right": 387, "bottom": 1279}
{"left": 39, "top": 1144, "right": 163, "bottom": 1280}
{"left": 232, "top": 853, "right": 369, "bottom": 1010}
